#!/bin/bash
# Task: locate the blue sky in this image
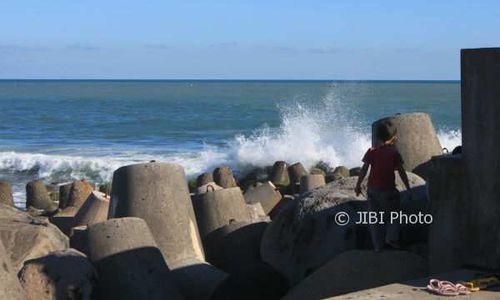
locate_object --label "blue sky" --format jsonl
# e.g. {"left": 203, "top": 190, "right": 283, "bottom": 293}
{"left": 1, "top": 0, "right": 499, "bottom": 79}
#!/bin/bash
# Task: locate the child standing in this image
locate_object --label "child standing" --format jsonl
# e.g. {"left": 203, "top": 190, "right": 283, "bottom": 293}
{"left": 355, "top": 120, "right": 411, "bottom": 252}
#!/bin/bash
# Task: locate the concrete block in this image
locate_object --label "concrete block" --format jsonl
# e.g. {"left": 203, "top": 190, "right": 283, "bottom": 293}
{"left": 86, "top": 217, "right": 183, "bottom": 300}
{"left": 213, "top": 166, "right": 237, "bottom": 188}
{"left": 110, "top": 162, "right": 205, "bottom": 269}
{"left": 192, "top": 187, "right": 250, "bottom": 240}
{"left": 269, "top": 161, "right": 290, "bottom": 188}
{"left": 66, "top": 180, "right": 93, "bottom": 210}
{"left": 196, "top": 182, "right": 223, "bottom": 194}
{"left": 372, "top": 112, "right": 442, "bottom": 172}
{"left": 170, "top": 259, "right": 228, "bottom": 300}
{"left": 288, "top": 162, "right": 307, "bottom": 193}
{"left": 426, "top": 155, "right": 466, "bottom": 274}
{"left": 26, "top": 180, "right": 55, "bottom": 210}
{"left": 196, "top": 172, "right": 213, "bottom": 187}
{"left": 243, "top": 181, "right": 282, "bottom": 214}
{"left": 300, "top": 174, "right": 326, "bottom": 193}
{"left": 73, "top": 191, "right": 110, "bottom": 227}
{"left": 0, "top": 180, "right": 14, "bottom": 206}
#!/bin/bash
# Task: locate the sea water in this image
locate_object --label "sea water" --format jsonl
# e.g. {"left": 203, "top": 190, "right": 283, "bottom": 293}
{"left": 0, "top": 80, "right": 462, "bottom": 206}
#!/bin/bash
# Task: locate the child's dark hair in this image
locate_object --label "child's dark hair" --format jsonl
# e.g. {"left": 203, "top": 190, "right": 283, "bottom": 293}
{"left": 376, "top": 120, "right": 398, "bottom": 142}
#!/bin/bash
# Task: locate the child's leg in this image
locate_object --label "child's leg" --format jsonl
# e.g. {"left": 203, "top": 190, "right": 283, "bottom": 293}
{"left": 367, "top": 188, "right": 385, "bottom": 251}
{"left": 385, "top": 189, "right": 401, "bottom": 244}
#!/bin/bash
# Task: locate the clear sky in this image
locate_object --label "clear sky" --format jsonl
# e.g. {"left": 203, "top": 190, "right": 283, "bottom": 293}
{"left": 1, "top": 0, "right": 499, "bottom": 80}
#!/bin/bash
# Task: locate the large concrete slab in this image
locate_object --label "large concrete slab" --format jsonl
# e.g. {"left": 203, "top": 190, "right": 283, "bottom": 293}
{"left": 426, "top": 155, "right": 467, "bottom": 274}
{"left": 461, "top": 48, "right": 500, "bottom": 269}
{"left": 329, "top": 269, "right": 500, "bottom": 300}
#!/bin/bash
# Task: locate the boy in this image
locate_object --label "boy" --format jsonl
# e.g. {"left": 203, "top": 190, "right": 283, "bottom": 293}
{"left": 355, "top": 120, "right": 411, "bottom": 252}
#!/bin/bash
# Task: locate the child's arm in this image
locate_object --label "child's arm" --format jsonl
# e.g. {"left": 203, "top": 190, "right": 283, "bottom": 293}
{"left": 396, "top": 166, "right": 411, "bottom": 191}
{"left": 355, "top": 162, "right": 369, "bottom": 196}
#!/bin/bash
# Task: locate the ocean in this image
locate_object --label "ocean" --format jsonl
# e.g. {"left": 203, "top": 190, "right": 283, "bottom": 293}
{"left": 0, "top": 80, "right": 462, "bottom": 206}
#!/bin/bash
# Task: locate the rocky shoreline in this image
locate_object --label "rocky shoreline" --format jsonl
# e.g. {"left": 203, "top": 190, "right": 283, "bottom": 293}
{"left": 0, "top": 112, "right": 453, "bottom": 300}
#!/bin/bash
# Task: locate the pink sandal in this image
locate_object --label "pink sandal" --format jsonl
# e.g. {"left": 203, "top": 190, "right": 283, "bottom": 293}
{"left": 427, "top": 279, "right": 466, "bottom": 296}
{"left": 455, "top": 283, "right": 471, "bottom": 295}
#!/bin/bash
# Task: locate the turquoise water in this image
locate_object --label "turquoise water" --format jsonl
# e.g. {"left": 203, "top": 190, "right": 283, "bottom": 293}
{"left": 0, "top": 80, "right": 461, "bottom": 205}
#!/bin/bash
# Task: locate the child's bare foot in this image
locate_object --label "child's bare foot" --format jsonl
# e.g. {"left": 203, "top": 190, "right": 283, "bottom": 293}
{"left": 386, "top": 241, "right": 401, "bottom": 249}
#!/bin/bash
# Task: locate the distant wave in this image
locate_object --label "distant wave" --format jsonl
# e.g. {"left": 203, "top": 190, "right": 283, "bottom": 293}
{"left": 0, "top": 151, "right": 126, "bottom": 183}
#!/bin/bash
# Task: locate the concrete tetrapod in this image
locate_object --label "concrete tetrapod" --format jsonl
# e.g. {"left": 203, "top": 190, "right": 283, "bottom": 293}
{"left": 204, "top": 221, "right": 289, "bottom": 299}
{"left": 372, "top": 112, "right": 442, "bottom": 173}
{"left": 196, "top": 182, "right": 223, "bottom": 194}
{"left": 0, "top": 240, "right": 26, "bottom": 300}
{"left": 192, "top": 187, "right": 251, "bottom": 241}
{"left": 49, "top": 206, "right": 79, "bottom": 236}
{"left": 288, "top": 162, "right": 308, "bottom": 193}
{"left": 213, "top": 166, "right": 237, "bottom": 188}
{"left": 269, "top": 161, "right": 290, "bottom": 190}
{"left": 170, "top": 259, "right": 228, "bottom": 300}
{"left": 86, "top": 217, "right": 183, "bottom": 300}
{"left": 66, "top": 180, "right": 93, "bottom": 210}
{"left": 73, "top": 190, "right": 110, "bottom": 227}
{"left": 26, "top": 180, "right": 56, "bottom": 210}
{"left": 299, "top": 174, "right": 326, "bottom": 194}
{"left": 109, "top": 162, "right": 205, "bottom": 268}
{"left": 243, "top": 181, "right": 282, "bottom": 214}
{"left": 197, "top": 172, "right": 214, "bottom": 187}
{"left": 246, "top": 202, "right": 270, "bottom": 222}
{"left": 0, "top": 180, "right": 14, "bottom": 206}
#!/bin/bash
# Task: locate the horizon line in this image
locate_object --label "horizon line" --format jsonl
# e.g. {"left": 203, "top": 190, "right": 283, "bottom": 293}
{"left": 0, "top": 78, "right": 460, "bottom": 82}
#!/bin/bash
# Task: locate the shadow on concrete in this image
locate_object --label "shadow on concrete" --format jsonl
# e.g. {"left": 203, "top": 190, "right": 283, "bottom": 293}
{"left": 92, "top": 246, "right": 181, "bottom": 300}
{"left": 204, "top": 221, "right": 289, "bottom": 299}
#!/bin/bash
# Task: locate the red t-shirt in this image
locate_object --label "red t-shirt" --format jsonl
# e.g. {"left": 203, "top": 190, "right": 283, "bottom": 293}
{"left": 362, "top": 145, "right": 404, "bottom": 190}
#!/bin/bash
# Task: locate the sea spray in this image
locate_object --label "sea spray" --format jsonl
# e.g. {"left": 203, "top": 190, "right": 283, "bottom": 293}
{"left": 437, "top": 130, "right": 462, "bottom": 152}
{"left": 226, "top": 98, "right": 372, "bottom": 171}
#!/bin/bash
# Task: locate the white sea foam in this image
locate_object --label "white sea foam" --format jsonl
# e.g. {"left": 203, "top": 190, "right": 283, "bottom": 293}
{"left": 223, "top": 98, "right": 372, "bottom": 171}
{"left": 0, "top": 151, "right": 127, "bottom": 183}
{"left": 437, "top": 129, "right": 462, "bottom": 153}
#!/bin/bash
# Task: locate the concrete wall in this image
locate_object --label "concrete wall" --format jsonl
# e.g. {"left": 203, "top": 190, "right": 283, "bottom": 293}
{"left": 427, "top": 48, "right": 500, "bottom": 272}
{"left": 427, "top": 155, "right": 467, "bottom": 274}
{"left": 461, "top": 48, "right": 500, "bottom": 269}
